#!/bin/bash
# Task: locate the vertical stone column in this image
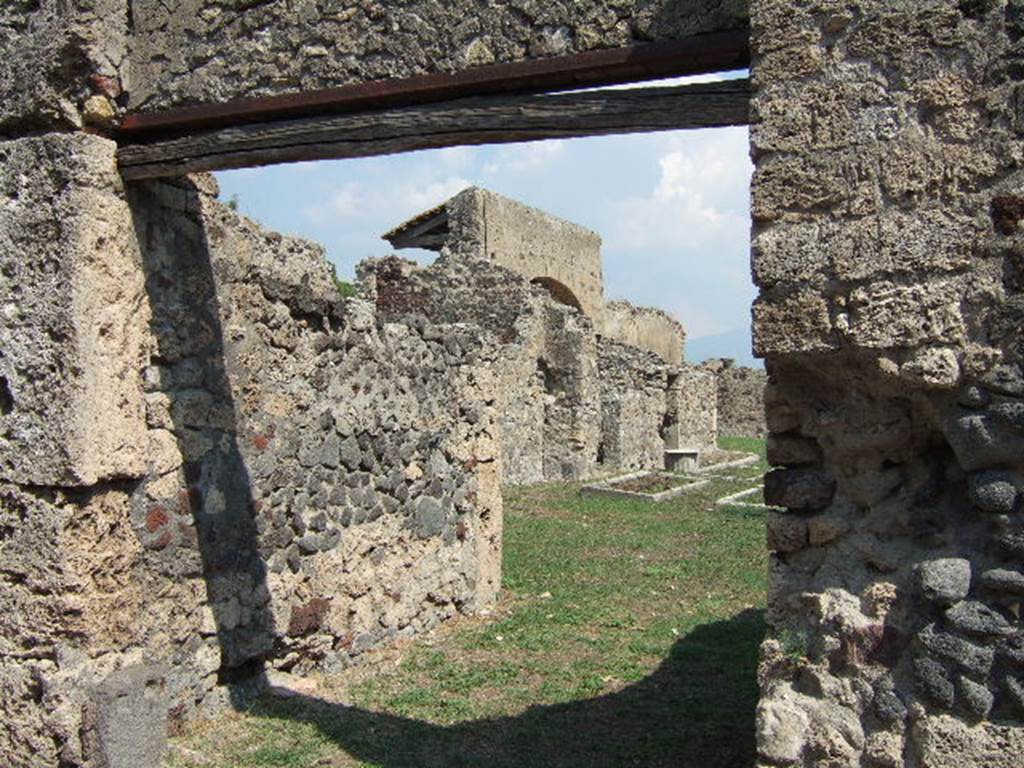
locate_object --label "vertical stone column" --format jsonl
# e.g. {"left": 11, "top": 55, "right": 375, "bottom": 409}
{"left": 751, "top": 1, "right": 1024, "bottom": 765}
{"left": 0, "top": 6, "right": 164, "bottom": 765}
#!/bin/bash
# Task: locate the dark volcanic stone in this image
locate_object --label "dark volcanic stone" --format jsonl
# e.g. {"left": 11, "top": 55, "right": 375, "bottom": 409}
{"left": 945, "top": 600, "right": 1014, "bottom": 638}
{"left": 763, "top": 468, "right": 836, "bottom": 511}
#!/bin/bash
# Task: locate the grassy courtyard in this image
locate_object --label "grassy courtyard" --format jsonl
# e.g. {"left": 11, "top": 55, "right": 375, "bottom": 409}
{"left": 166, "top": 438, "right": 768, "bottom": 768}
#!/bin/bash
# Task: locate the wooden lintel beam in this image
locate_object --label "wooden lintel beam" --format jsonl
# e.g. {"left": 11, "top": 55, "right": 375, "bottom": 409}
{"left": 116, "top": 30, "right": 749, "bottom": 139}
{"left": 117, "top": 79, "right": 750, "bottom": 180}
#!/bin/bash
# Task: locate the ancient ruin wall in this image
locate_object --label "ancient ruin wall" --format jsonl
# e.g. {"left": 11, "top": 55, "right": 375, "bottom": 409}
{"left": 445, "top": 188, "right": 608, "bottom": 332}
{"left": 360, "top": 254, "right": 610, "bottom": 485}
{"left": 702, "top": 358, "right": 768, "bottom": 438}
{"left": 126, "top": 0, "right": 749, "bottom": 112}
{"left": 604, "top": 299, "right": 686, "bottom": 365}
{"left": 0, "top": 1, "right": 130, "bottom": 133}
{"left": 665, "top": 365, "right": 718, "bottom": 451}
{"left": 0, "top": 137, "right": 503, "bottom": 767}
{"left": 752, "top": 1, "right": 1024, "bottom": 765}
{"left": 598, "top": 338, "right": 670, "bottom": 472}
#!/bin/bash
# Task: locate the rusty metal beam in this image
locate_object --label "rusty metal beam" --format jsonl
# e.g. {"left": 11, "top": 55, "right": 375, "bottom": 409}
{"left": 116, "top": 29, "right": 749, "bottom": 140}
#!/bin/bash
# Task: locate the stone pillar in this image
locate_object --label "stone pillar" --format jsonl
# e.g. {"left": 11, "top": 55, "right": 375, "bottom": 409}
{"left": 752, "top": 1, "right": 1024, "bottom": 765}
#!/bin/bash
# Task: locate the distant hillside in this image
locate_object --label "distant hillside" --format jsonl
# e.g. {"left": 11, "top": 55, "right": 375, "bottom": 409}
{"left": 685, "top": 327, "right": 763, "bottom": 368}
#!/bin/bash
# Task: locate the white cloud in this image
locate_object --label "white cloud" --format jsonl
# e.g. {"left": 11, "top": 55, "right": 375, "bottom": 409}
{"left": 395, "top": 176, "right": 473, "bottom": 214}
{"left": 303, "top": 176, "right": 472, "bottom": 229}
{"left": 605, "top": 127, "right": 751, "bottom": 255}
{"left": 483, "top": 139, "right": 566, "bottom": 175}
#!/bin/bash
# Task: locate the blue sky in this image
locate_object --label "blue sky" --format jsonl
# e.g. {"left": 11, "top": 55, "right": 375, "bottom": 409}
{"left": 215, "top": 75, "right": 757, "bottom": 364}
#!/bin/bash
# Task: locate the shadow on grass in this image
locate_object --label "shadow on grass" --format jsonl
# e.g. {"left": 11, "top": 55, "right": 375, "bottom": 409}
{"left": 250, "top": 609, "right": 764, "bottom": 768}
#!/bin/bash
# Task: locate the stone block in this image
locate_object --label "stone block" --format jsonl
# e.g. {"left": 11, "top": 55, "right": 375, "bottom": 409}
{"left": 979, "top": 568, "right": 1024, "bottom": 596}
{"left": 968, "top": 471, "right": 1020, "bottom": 514}
{"left": 944, "top": 601, "right": 1013, "bottom": 639}
{"left": 766, "top": 511, "right": 808, "bottom": 553}
{"left": 0, "top": 134, "right": 149, "bottom": 485}
{"left": 917, "top": 624, "right": 994, "bottom": 678}
{"left": 843, "top": 280, "right": 967, "bottom": 350}
{"left": 84, "top": 665, "right": 168, "bottom": 768}
{"left": 767, "top": 434, "right": 822, "bottom": 467}
{"left": 753, "top": 291, "right": 836, "bottom": 356}
{"left": 912, "top": 714, "right": 1024, "bottom": 768}
{"left": 916, "top": 559, "right": 972, "bottom": 607}
{"left": 945, "top": 411, "right": 1024, "bottom": 472}
{"left": 764, "top": 468, "right": 836, "bottom": 511}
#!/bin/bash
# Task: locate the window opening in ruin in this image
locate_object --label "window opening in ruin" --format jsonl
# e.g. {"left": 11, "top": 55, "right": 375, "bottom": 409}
{"left": 132, "top": 69, "right": 768, "bottom": 766}
{"left": 530, "top": 277, "right": 585, "bottom": 312}
{"left": 215, "top": 72, "right": 757, "bottom": 368}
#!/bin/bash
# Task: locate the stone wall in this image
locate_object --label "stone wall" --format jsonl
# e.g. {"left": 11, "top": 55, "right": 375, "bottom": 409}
{"left": 386, "top": 187, "right": 608, "bottom": 332}
{"left": 665, "top": 365, "right": 718, "bottom": 450}
{"left": 752, "top": 1, "right": 1024, "bottom": 765}
{"left": 702, "top": 358, "right": 767, "bottom": 438}
{"left": 0, "top": 1, "right": 129, "bottom": 133}
{"left": 126, "top": 1, "right": 749, "bottom": 112}
{"left": 0, "top": 139, "right": 503, "bottom": 767}
{"left": 604, "top": 299, "right": 686, "bottom": 365}
{"left": 597, "top": 338, "right": 671, "bottom": 472}
{"left": 12, "top": 0, "right": 1024, "bottom": 765}
{"left": 361, "top": 253, "right": 704, "bottom": 484}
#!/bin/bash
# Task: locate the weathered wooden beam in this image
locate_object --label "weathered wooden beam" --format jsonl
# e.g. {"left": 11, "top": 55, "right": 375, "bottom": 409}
{"left": 117, "top": 80, "right": 750, "bottom": 180}
{"left": 116, "top": 30, "right": 749, "bottom": 138}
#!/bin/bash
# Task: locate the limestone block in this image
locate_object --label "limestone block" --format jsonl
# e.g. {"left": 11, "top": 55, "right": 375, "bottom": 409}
{"left": 912, "top": 714, "right": 1024, "bottom": 767}
{"left": 753, "top": 291, "right": 836, "bottom": 356}
{"left": 83, "top": 665, "right": 168, "bottom": 768}
{"left": 752, "top": 151, "right": 877, "bottom": 222}
{"left": 603, "top": 300, "right": 685, "bottom": 365}
{"left": 755, "top": 687, "right": 810, "bottom": 765}
{"left": 843, "top": 280, "right": 967, "bottom": 349}
{"left": 0, "top": 134, "right": 149, "bottom": 485}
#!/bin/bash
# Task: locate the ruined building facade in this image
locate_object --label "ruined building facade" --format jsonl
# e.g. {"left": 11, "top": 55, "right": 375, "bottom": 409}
{"left": 373, "top": 187, "right": 713, "bottom": 484}
{"left": 2, "top": 1, "right": 1024, "bottom": 767}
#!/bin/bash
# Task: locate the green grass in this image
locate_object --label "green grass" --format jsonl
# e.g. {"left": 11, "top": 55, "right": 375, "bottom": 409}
{"left": 166, "top": 440, "right": 768, "bottom": 768}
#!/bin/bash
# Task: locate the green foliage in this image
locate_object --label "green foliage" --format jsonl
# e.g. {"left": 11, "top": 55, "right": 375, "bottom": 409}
{"left": 328, "top": 262, "right": 358, "bottom": 297}
{"left": 777, "top": 628, "right": 810, "bottom": 661}
{"left": 334, "top": 277, "right": 358, "bottom": 297}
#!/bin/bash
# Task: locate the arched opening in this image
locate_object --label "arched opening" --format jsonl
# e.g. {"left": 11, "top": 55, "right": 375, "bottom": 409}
{"left": 530, "top": 276, "right": 584, "bottom": 313}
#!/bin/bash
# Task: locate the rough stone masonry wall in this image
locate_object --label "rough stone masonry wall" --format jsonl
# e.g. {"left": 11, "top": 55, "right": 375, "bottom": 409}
{"left": 598, "top": 338, "right": 670, "bottom": 472}
{"left": 360, "top": 255, "right": 605, "bottom": 485}
{"left": 126, "top": 0, "right": 749, "bottom": 112}
{"left": 0, "top": 137, "right": 502, "bottom": 768}
{"left": 752, "top": 1, "right": 1024, "bottom": 765}
{"left": 665, "top": 365, "right": 718, "bottom": 451}
{"left": 604, "top": 299, "right": 687, "bottom": 365}
{"left": 444, "top": 187, "right": 608, "bottom": 332}
{"left": 703, "top": 358, "right": 768, "bottom": 438}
